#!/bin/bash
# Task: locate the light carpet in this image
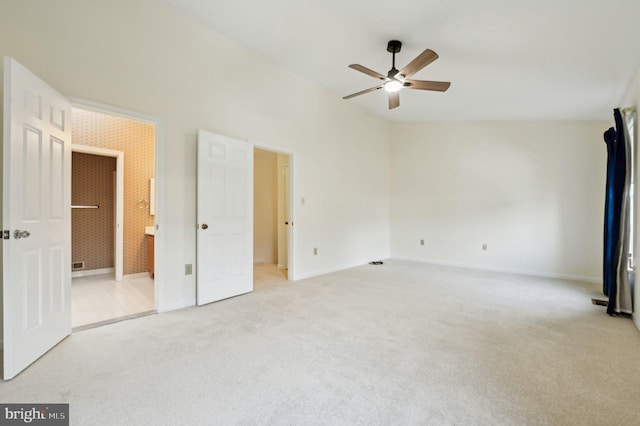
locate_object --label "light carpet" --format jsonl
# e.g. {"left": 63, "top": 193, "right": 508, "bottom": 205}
{"left": 1, "top": 260, "right": 639, "bottom": 425}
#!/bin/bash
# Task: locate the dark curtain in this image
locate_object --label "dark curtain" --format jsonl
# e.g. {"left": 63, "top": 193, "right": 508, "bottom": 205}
{"left": 602, "top": 125, "right": 617, "bottom": 299}
{"left": 602, "top": 107, "right": 634, "bottom": 315}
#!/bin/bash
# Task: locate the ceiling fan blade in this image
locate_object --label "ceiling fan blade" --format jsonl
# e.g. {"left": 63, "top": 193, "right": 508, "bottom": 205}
{"left": 388, "top": 91, "right": 400, "bottom": 109}
{"left": 404, "top": 79, "right": 451, "bottom": 92}
{"left": 398, "top": 49, "right": 439, "bottom": 79}
{"left": 343, "top": 85, "right": 383, "bottom": 100}
{"left": 348, "top": 64, "right": 386, "bottom": 80}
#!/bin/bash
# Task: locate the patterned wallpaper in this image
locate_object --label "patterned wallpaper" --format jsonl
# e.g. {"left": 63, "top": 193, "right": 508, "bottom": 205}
{"left": 72, "top": 108, "right": 155, "bottom": 275}
{"left": 72, "top": 153, "right": 116, "bottom": 270}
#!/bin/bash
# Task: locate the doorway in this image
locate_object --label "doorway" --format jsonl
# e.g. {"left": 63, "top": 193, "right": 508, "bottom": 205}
{"left": 194, "top": 132, "right": 295, "bottom": 304}
{"left": 1, "top": 58, "right": 165, "bottom": 379}
{"left": 70, "top": 107, "right": 156, "bottom": 329}
{"left": 253, "top": 147, "right": 292, "bottom": 290}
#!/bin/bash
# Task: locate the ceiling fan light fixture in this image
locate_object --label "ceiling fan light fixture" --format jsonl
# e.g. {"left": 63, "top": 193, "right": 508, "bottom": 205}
{"left": 343, "top": 41, "right": 450, "bottom": 109}
{"left": 384, "top": 80, "right": 402, "bottom": 93}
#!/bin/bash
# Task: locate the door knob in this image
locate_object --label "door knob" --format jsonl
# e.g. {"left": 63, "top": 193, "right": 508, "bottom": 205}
{"left": 201, "top": 224, "right": 209, "bottom": 230}
{"left": 14, "top": 229, "right": 31, "bottom": 239}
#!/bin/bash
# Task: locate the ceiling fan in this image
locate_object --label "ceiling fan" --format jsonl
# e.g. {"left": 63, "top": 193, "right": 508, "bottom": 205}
{"left": 343, "top": 40, "right": 451, "bottom": 110}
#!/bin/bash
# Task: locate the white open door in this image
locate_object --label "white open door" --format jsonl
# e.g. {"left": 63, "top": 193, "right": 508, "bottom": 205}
{"left": 196, "top": 130, "right": 253, "bottom": 305}
{"left": 283, "top": 163, "right": 290, "bottom": 270}
{"left": 2, "top": 58, "right": 72, "bottom": 380}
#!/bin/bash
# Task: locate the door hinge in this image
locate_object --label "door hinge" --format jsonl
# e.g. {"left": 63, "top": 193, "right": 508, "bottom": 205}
{"left": 3, "top": 230, "right": 9, "bottom": 240}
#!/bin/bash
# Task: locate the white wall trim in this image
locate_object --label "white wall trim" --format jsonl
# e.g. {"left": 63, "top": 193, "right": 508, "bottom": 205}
{"left": 71, "top": 267, "right": 115, "bottom": 278}
{"left": 69, "top": 97, "right": 160, "bottom": 126}
{"left": 294, "top": 261, "right": 377, "bottom": 281}
{"left": 69, "top": 97, "right": 166, "bottom": 311}
{"left": 392, "top": 256, "right": 602, "bottom": 284}
{"left": 124, "top": 272, "right": 151, "bottom": 279}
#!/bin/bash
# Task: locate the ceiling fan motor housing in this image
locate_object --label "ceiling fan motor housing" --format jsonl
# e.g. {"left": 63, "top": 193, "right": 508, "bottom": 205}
{"left": 386, "top": 40, "right": 402, "bottom": 54}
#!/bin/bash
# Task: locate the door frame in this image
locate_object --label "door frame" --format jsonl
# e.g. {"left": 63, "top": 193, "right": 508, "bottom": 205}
{"left": 70, "top": 98, "right": 165, "bottom": 310}
{"left": 251, "top": 141, "right": 296, "bottom": 281}
{"left": 71, "top": 144, "right": 124, "bottom": 281}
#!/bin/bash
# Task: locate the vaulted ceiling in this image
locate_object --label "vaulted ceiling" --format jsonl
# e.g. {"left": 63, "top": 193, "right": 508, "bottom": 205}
{"left": 161, "top": 0, "right": 640, "bottom": 121}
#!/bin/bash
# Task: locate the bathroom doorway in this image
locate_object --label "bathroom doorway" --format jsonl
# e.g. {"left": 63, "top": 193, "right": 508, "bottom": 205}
{"left": 253, "top": 147, "right": 293, "bottom": 290}
{"left": 70, "top": 107, "right": 156, "bottom": 329}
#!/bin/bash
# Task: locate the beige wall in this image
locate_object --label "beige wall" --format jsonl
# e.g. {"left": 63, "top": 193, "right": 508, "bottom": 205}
{"left": 0, "top": 0, "right": 391, "bottom": 311}
{"left": 0, "top": 82, "right": 3, "bottom": 344}
{"left": 390, "top": 121, "right": 609, "bottom": 281}
{"left": 72, "top": 108, "right": 155, "bottom": 275}
{"left": 254, "top": 148, "right": 278, "bottom": 264}
{"left": 72, "top": 153, "right": 116, "bottom": 271}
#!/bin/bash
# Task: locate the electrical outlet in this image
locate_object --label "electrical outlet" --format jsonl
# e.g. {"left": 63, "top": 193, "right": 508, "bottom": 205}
{"left": 185, "top": 264, "right": 193, "bottom": 275}
{"left": 420, "top": 239, "right": 424, "bottom": 246}
{"left": 482, "top": 243, "right": 488, "bottom": 251}
{"left": 313, "top": 247, "right": 318, "bottom": 255}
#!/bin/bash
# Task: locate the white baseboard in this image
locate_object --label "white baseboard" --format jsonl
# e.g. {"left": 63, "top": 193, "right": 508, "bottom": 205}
{"left": 294, "top": 260, "right": 382, "bottom": 281}
{"left": 391, "top": 256, "right": 602, "bottom": 284}
{"left": 71, "top": 267, "right": 115, "bottom": 278}
{"left": 125, "top": 272, "right": 151, "bottom": 279}
{"left": 71, "top": 269, "right": 151, "bottom": 280}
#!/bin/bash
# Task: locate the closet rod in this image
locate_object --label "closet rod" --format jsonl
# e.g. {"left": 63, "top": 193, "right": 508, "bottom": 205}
{"left": 71, "top": 205, "right": 99, "bottom": 209}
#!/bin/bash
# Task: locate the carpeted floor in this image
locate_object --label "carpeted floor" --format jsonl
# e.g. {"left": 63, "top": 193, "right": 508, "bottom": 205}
{"left": 1, "top": 260, "right": 639, "bottom": 425}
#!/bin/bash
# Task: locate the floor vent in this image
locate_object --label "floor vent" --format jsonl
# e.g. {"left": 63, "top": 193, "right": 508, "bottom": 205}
{"left": 72, "top": 261, "right": 85, "bottom": 271}
{"left": 591, "top": 298, "right": 608, "bottom": 307}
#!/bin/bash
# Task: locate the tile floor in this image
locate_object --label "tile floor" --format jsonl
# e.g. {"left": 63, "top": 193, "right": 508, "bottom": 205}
{"left": 253, "top": 263, "right": 288, "bottom": 291}
{"left": 71, "top": 273, "right": 155, "bottom": 329}
{"left": 71, "top": 264, "right": 287, "bottom": 330}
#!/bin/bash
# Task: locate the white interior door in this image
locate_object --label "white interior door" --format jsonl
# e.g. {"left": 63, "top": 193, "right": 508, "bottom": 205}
{"left": 283, "top": 163, "right": 290, "bottom": 269}
{"left": 276, "top": 154, "right": 290, "bottom": 272}
{"left": 196, "top": 130, "right": 253, "bottom": 305}
{"left": 3, "top": 57, "right": 72, "bottom": 380}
